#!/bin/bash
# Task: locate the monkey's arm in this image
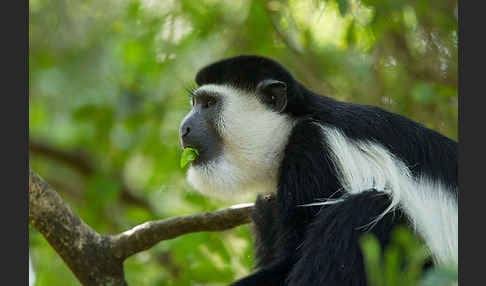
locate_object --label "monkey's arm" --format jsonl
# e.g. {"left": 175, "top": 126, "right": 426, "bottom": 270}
{"left": 251, "top": 194, "right": 280, "bottom": 268}
{"left": 228, "top": 195, "right": 291, "bottom": 286}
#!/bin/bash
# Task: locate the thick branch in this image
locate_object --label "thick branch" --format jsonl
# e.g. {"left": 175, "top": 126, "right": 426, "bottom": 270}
{"left": 29, "top": 169, "right": 254, "bottom": 285}
{"left": 29, "top": 169, "right": 127, "bottom": 285}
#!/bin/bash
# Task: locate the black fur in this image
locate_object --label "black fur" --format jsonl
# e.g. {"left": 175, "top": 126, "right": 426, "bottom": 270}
{"left": 195, "top": 55, "right": 457, "bottom": 286}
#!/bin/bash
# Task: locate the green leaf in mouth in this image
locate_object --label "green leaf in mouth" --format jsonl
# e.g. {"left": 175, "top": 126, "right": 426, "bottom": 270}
{"left": 180, "top": 147, "right": 200, "bottom": 168}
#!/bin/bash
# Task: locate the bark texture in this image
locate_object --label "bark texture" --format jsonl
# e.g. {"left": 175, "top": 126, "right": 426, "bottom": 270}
{"left": 29, "top": 169, "right": 254, "bottom": 285}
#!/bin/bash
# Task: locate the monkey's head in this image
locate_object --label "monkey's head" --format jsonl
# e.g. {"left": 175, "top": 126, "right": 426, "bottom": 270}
{"left": 179, "top": 55, "right": 299, "bottom": 199}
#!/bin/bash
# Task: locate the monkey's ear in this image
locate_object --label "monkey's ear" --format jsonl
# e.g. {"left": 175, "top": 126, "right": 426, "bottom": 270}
{"left": 256, "top": 79, "right": 287, "bottom": 113}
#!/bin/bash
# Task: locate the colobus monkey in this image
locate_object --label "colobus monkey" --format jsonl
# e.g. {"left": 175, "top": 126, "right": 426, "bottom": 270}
{"left": 179, "top": 55, "right": 457, "bottom": 286}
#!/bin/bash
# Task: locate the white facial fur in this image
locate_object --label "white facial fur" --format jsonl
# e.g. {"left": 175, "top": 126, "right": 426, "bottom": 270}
{"left": 186, "top": 84, "right": 295, "bottom": 200}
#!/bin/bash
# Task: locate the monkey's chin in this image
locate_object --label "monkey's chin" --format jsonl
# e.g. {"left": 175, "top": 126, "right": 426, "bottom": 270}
{"left": 186, "top": 159, "right": 277, "bottom": 201}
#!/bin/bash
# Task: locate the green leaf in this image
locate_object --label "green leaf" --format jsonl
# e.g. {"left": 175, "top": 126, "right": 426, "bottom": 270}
{"left": 337, "top": 0, "right": 349, "bottom": 16}
{"left": 180, "top": 147, "right": 200, "bottom": 168}
{"left": 360, "top": 233, "right": 383, "bottom": 286}
{"left": 346, "top": 20, "right": 356, "bottom": 47}
{"left": 383, "top": 245, "right": 400, "bottom": 286}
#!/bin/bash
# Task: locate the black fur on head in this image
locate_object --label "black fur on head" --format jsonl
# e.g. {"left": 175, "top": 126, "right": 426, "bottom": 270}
{"left": 195, "top": 55, "right": 294, "bottom": 90}
{"left": 195, "top": 55, "right": 313, "bottom": 115}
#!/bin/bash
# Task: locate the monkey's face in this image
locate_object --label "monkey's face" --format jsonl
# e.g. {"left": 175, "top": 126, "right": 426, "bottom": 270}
{"left": 179, "top": 82, "right": 295, "bottom": 199}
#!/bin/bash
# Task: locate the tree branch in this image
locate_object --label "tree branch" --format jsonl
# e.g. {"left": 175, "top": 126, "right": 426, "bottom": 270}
{"left": 110, "top": 203, "right": 253, "bottom": 259}
{"left": 29, "top": 169, "right": 127, "bottom": 285}
{"left": 29, "top": 140, "right": 93, "bottom": 175}
{"left": 29, "top": 169, "right": 254, "bottom": 285}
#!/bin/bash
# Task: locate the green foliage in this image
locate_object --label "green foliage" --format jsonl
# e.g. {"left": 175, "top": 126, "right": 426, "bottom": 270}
{"left": 360, "top": 227, "right": 458, "bottom": 286}
{"left": 29, "top": 0, "right": 457, "bottom": 284}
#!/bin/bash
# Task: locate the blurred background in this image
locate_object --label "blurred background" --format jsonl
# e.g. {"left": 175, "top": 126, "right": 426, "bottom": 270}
{"left": 29, "top": 0, "right": 458, "bottom": 285}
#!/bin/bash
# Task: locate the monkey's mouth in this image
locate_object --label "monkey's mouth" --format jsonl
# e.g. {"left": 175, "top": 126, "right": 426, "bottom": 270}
{"left": 179, "top": 133, "right": 222, "bottom": 166}
{"left": 181, "top": 144, "right": 205, "bottom": 166}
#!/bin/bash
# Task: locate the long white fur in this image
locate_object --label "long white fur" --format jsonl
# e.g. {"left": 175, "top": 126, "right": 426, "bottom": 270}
{"left": 187, "top": 84, "right": 295, "bottom": 200}
{"left": 185, "top": 84, "right": 457, "bottom": 265}
{"left": 320, "top": 125, "right": 457, "bottom": 264}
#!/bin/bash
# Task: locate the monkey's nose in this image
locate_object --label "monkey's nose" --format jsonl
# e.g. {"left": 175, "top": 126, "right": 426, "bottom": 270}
{"left": 179, "top": 118, "right": 200, "bottom": 150}
{"left": 181, "top": 126, "right": 191, "bottom": 137}
{"left": 179, "top": 121, "right": 193, "bottom": 150}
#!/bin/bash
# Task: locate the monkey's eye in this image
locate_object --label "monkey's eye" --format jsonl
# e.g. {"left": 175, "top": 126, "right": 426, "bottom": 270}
{"left": 203, "top": 97, "right": 216, "bottom": 109}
